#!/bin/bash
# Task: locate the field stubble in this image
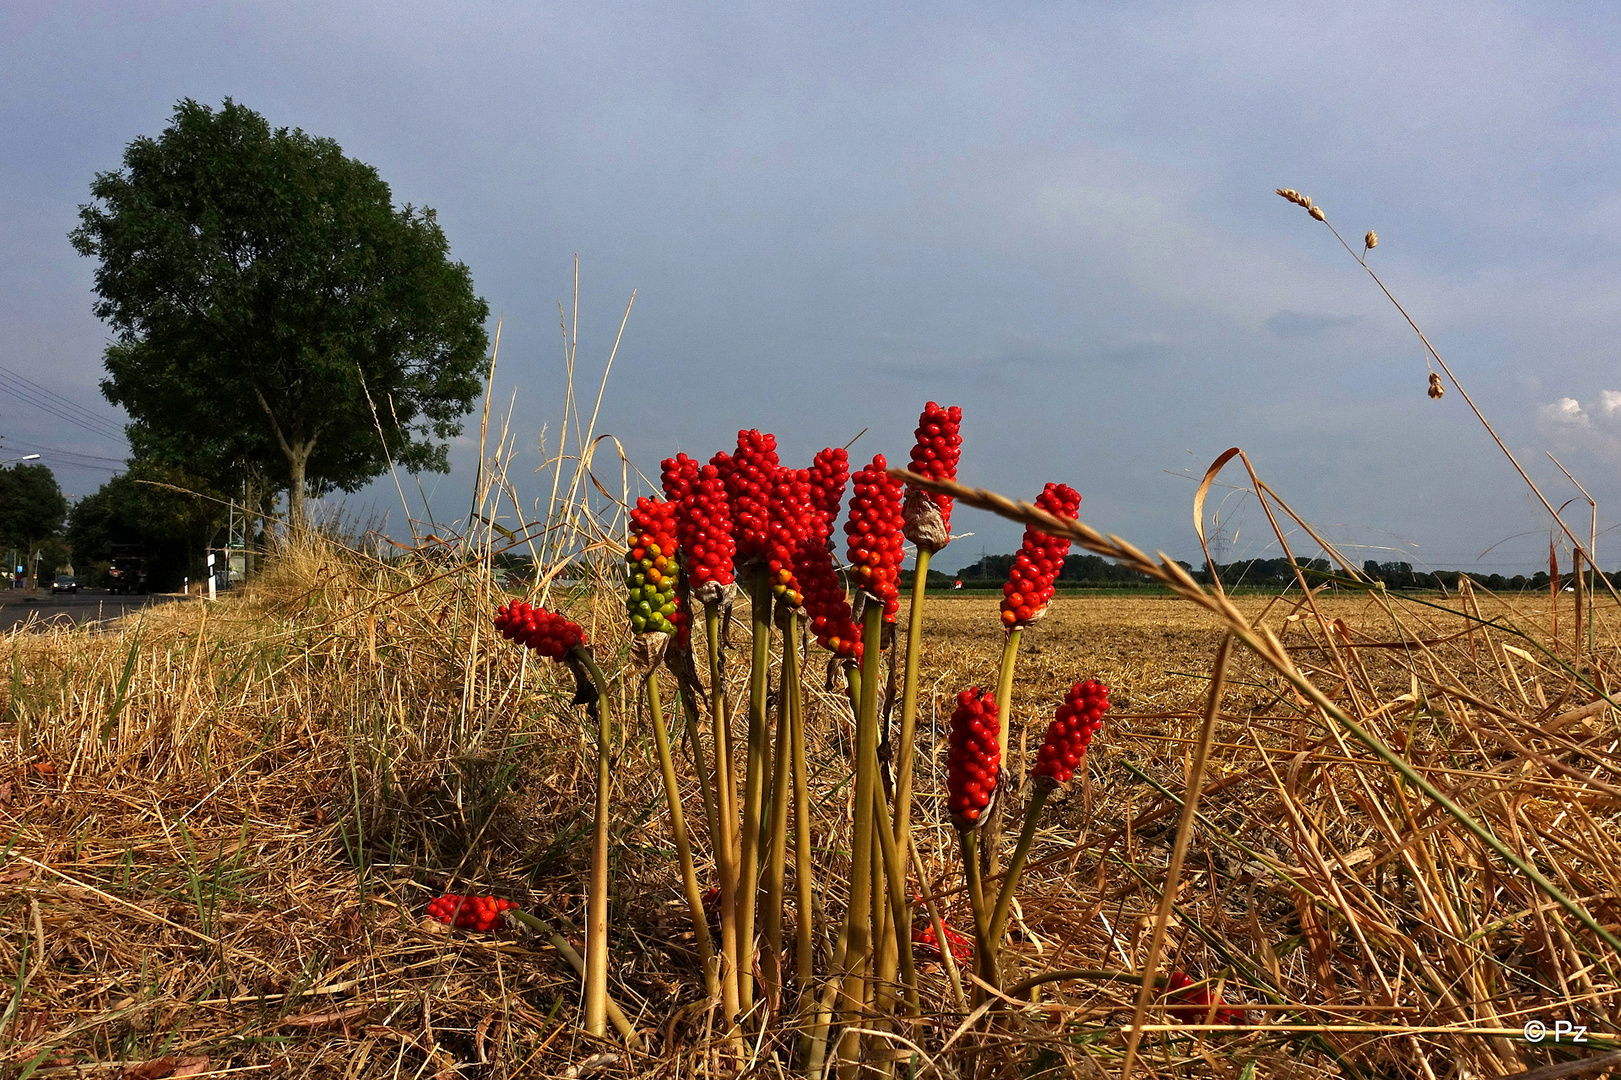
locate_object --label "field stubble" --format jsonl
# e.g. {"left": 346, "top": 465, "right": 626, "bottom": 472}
{"left": 4, "top": 531, "right": 1619, "bottom": 1080}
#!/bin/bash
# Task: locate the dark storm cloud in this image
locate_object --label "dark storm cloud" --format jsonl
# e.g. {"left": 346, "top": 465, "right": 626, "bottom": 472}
{"left": 4, "top": 2, "right": 1621, "bottom": 570}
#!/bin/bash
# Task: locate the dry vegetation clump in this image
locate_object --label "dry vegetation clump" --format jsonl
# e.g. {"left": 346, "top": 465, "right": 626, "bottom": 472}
{"left": 3, "top": 512, "right": 1620, "bottom": 1079}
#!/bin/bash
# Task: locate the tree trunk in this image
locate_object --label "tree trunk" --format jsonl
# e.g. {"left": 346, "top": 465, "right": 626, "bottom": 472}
{"left": 287, "top": 442, "right": 311, "bottom": 533}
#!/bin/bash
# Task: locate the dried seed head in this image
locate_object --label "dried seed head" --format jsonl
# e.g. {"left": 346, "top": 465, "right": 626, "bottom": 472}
{"left": 1364, "top": 230, "right": 1378, "bottom": 250}
{"left": 1308, "top": 205, "right": 1325, "bottom": 221}
{"left": 1428, "top": 372, "right": 1445, "bottom": 400}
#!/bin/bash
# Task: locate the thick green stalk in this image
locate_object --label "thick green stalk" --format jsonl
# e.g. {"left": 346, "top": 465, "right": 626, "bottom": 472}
{"left": 983, "top": 627, "right": 1024, "bottom": 879}
{"left": 873, "top": 781, "right": 920, "bottom": 1016}
{"left": 833, "top": 605, "right": 884, "bottom": 1075}
{"left": 805, "top": 921, "right": 851, "bottom": 1079}
{"left": 993, "top": 627, "right": 1022, "bottom": 759}
{"left": 759, "top": 613, "right": 796, "bottom": 1006}
{"left": 646, "top": 669, "right": 719, "bottom": 998}
{"left": 989, "top": 782, "right": 1052, "bottom": 948}
{"left": 675, "top": 682, "right": 719, "bottom": 851}
{"left": 736, "top": 573, "right": 774, "bottom": 1014}
{"left": 569, "top": 648, "right": 616, "bottom": 1038}
{"left": 790, "top": 624, "right": 818, "bottom": 999}
{"left": 507, "top": 909, "right": 641, "bottom": 1048}
{"left": 909, "top": 832, "right": 967, "bottom": 1013}
{"left": 958, "top": 829, "right": 991, "bottom": 1005}
{"left": 703, "top": 603, "right": 742, "bottom": 1024}
{"left": 877, "top": 548, "right": 931, "bottom": 1015}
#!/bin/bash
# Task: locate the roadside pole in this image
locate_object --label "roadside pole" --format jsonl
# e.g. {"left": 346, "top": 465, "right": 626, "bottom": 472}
{"left": 207, "top": 553, "right": 216, "bottom": 601}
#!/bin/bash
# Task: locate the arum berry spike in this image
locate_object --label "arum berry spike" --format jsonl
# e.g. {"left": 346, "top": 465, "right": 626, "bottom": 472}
{"left": 808, "top": 446, "right": 849, "bottom": 521}
{"left": 491, "top": 603, "right": 613, "bottom": 1038}
{"left": 625, "top": 498, "right": 680, "bottom": 635}
{"left": 844, "top": 454, "right": 905, "bottom": 622}
{"left": 726, "top": 430, "right": 780, "bottom": 567}
{"left": 901, "top": 401, "right": 962, "bottom": 553}
{"left": 886, "top": 402, "right": 963, "bottom": 1015}
{"left": 796, "top": 505, "right": 862, "bottom": 660}
{"left": 987, "top": 482, "right": 1081, "bottom": 876}
{"left": 999, "top": 482, "right": 1081, "bottom": 631}
{"left": 990, "top": 680, "right": 1111, "bottom": 947}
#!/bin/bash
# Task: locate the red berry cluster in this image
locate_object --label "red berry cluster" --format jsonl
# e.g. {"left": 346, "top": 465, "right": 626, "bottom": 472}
{"left": 808, "top": 446, "right": 849, "bottom": 520}
{"left": 946, "top": 687, "right": 1001, "bottom": 828}
{"left": 1032, "top": 679, "right": 1110, "bottom": 785}
{"left": 626, "top": 497, "right": 681, "bottom": 635}
{"left": 766, "top": 467, "right": 815, "bottom": 608}
{"left": 844, "top": 454, "right": 905, "bottom": 622}
{"left": 1165, "top": 972, "right": 1247, "bottom": 1025}
{"left": 493, "top": 601, "right": 585, "bottom": 660}
{"left": 1000, "top": 482, "right": 1082, "bottom": 628}
{"left": 663, "top": 454, "right": 736, "bottom": 589}
{"left": 905, "top": 402, "right": 963, "bottom": 535}
{"left": 911, "top": 919, "right": 973, "bottom": 964}
{"left": 426, "top": 894, "right": 518, "bottom": 931}
{"left": 660, "top": 452, "right": 696, "bottom": 503}
{"left": 726, "top": 430, "right": 779, "bottom": 566}
{"left": 797, "top": 507, "right": 862, "bottom": 659}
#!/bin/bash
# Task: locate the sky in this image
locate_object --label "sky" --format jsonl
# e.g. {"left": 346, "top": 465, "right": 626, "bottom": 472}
{"left": 5, "top": 1, "right": 1621, "bottom": 574}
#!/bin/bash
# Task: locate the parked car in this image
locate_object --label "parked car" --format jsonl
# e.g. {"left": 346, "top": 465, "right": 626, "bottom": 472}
{"left": 52, "top": 574, "right": 78, "bottom": 594}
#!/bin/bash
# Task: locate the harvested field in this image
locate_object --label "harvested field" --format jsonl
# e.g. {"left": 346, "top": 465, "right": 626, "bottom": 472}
{"left": 5, "top": 532, "right": 1619, "bottom": 1078}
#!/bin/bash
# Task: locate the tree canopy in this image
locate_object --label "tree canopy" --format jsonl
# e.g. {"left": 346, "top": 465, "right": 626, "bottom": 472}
{"left": 71, "top": 98, "right": 490, "bottom": 526}
{"left": 68, "top": 461, "right": 225, "bottom": 590}
{"left": 0, "top": 463, "right": 68, "bottom": 554}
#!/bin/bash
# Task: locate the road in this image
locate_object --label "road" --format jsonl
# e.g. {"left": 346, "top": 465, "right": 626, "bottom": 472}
{"left": 0, "top": 589, "right": 191, "bottom": 633}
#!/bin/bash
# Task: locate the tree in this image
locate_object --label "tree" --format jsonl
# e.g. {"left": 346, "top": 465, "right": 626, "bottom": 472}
{"left": 0, "top": 463, "right": 68, "bottom": 572}
{"left": 67, "top": 461, "right": 225, "bottom": 590}
{"left": 71, "top": 98, "right": 490, "bottom": 527}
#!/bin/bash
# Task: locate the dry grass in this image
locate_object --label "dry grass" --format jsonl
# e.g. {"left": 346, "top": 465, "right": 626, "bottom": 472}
{"left": 4, "top": 530, "right": 1620, "bottom": 1078}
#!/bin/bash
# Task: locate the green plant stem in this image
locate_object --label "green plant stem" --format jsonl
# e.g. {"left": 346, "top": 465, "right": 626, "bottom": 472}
{"left": 983, "top": 627, "right": 1024, "bottom": 881}
{"left": 993, "top": 627, "right": 1022, "bottom": 760}
{"left": 958, "top": 828, "right": 991, "bottom": 1006}
{"left": 646, "top": 669, "right": 719, "bottom": 998}
{"left": 873, "top": 781, "right": 920, "bottom": 1016}
{"left": 702, "top": 602, "right": 743, "bottom": 1025}
{"left": 759, "top": 612, "right": 796, "bottom": 1007}
{"left": 675, "top": 681, "right": 719, "bottom": 851}
{"left": 833, "top": 604, "right": 884, "bottom": 1074}
{"left": 989, "top": 782, "right": 1051, "bottom": 947}
{"left": 790, "top": 622, "right": 819, "bottom": 1008}
{"left": 569, "top": 648, "right": 616, "bottom": 1039}
{"left": 805, "top": 921, "right": 852, "bottom": 1080}
{"left": 736, "top": 572, "right": 773, "bottom": 1015}
{"left": 874, "top": 548, "right": 931, "bottom": 1023}
{"left": 909, "top": 833, "right": 969, "bottom": 1013}
{"left": 507, "top": 909, "right": 642, "bottom": 1048}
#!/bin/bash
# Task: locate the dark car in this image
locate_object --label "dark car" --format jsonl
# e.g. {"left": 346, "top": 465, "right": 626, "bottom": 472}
{"left": 52, "top": 574, "right": 78, "bottom": 594}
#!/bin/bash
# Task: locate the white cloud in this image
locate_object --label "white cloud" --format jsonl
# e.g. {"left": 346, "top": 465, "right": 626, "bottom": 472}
{"left": 1540, "top": 397, "right": 1590, "bottom": 426}
{"left": 1601, "top": 390, "right": 1621, "bottom": 416}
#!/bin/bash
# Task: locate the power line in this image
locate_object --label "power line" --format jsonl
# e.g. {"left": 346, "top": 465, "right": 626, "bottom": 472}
{"left": 2, "top": 440, "right": 126, "bottom": 465}
{"left": 0, "top": 364, "right": 128, "bottom": 444}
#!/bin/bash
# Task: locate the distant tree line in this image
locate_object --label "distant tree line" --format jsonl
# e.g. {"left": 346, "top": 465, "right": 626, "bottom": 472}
{"left": 942, "top": 552, "right": 1583, "bottom": 593}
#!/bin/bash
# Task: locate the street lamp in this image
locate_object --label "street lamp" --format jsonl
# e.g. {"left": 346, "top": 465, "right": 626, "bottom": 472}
{"left": 0, "top": 454, "right": 41, "bottom": 465}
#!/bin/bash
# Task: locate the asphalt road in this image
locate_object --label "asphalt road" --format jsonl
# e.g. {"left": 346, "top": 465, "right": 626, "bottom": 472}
{"left": 0, "top": 588, "right": 190, "bottom": 633}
